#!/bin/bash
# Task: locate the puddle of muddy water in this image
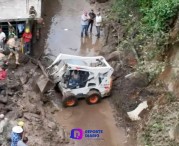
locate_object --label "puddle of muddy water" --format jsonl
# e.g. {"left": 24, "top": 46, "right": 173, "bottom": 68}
{"left": 45, "top": 0, "right": 103, "bottom": 57}
{"left": 54, "top": 100, "right": 128, "bottom": 146}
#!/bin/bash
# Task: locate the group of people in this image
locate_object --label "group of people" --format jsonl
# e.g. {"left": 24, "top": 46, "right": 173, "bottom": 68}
{"left": 81, "top": 9, "right": 102, "bottom": 38}
{"left": 11, "top": 121, "right": 29, "bottom": 146}
{"left": 0, "top": 23, "right": 32, "bottom": 68}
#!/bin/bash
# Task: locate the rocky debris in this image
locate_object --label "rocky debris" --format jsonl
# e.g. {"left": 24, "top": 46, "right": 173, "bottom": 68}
{"left": 0, "top": 118, "right": 8, "bottom": 134}
{"left": 19, "top": 74, "right": 30, "bottom": 85}
{"left": 89, "top": 0, "right": 95, "bottom": 4}
{"left": 24, "top": 112, "right": 40, "bottom": 122}
{"left": 106, "top": 51, "right": 124, "bottom": 62}
{"left": 7, "top": 80, "right": 21, "bottom": 92}
{"left": 125, "top": 72, "right": 149, "bottom": 87}
{"left": 0, "top": 95, "right": 8, "bottom": 104}
{"left": 169, "top": 123, "right": 179, "bottom": 143}
{"left": 138, "top": 102, "right": 179, "bottom": 146}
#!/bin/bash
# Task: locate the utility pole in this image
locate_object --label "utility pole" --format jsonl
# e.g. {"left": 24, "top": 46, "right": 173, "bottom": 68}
{"left": 26, "top": 0, "right": 29, "bottom": 14}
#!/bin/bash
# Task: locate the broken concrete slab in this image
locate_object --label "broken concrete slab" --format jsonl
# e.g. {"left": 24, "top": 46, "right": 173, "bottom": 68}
{"left": 20, "top": 74, "right": 29, "bottom": 85}
{"left": 127, "top": 101, "right": 148, "bottom": 121}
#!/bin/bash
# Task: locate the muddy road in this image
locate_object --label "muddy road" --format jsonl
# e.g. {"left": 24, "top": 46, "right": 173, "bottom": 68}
{"left": 45, "top": 0, "right": 101, "bottom": 58}
{"left": 43, "top": 0, "right": 131, "bottom": 146}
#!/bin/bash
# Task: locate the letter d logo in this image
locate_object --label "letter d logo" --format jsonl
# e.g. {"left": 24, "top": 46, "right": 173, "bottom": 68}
{"left": 70, "top": 128, "right": 83, "bottom": 140}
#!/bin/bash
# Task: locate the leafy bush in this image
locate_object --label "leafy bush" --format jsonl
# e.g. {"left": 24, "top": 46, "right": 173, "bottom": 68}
{"left": 139, "top": 0, "right": 179, "bottom": 32}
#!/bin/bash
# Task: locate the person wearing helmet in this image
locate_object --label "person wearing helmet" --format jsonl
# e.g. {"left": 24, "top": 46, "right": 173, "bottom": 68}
{"left": 11, "top": 126, "right": 23, "bottom": 146}
{"left": 22, "top": 28, "right": 32, "bottom": 55}
{"left": 7, "top": 35, "right": 20, "bottom": 65}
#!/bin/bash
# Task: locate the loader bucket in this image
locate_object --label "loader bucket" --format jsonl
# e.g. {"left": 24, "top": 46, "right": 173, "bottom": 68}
{"left": 36, "top": 75, "right": 54, "bottom": 93}
{"left": 36, "top": 61, "right": 55, "bottom": 93}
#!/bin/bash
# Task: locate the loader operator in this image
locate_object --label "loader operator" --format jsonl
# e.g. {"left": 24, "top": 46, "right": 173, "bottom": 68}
{"left": 68, "top": 70, "right": 80, "bottom": 88}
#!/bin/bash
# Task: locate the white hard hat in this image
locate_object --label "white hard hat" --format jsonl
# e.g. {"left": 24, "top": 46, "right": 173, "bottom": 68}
{"left": 12, "top": 126, "right": 23, "bottom": 133}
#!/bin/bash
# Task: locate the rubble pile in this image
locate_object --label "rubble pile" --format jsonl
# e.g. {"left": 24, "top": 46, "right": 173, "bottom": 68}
{"left": 0, "top": 63, "right": 71, "bottom": 146}
{"left": 138, "top": 101, "right": 179, "bottom": 146}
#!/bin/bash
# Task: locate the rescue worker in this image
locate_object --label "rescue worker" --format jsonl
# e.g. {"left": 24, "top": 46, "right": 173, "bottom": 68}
{"left": 17, "top": 137, "right": 28, "bottom": 146}
{"left": 8, "top": 22, "right": 16, "bottom": 38}
{"left": 0, "top": 27, "right": 6, "bottom": 50}
{"left": 11, "top": 126, "right": 23, "bottom": 146}
{"left": 0, "top": 65, "right": 7, "bottom": 80}
{"left": 7, "top": 35, "right": 20, "bottom": 65}
{"left": 29, "top": 6, "right": 37, "bottom": 18}
{"left": 22, "top": 28, "right": 32, "bottom": 55}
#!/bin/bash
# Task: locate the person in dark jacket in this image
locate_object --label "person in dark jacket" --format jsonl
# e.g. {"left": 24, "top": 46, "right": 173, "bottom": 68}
{"left": 87, "top": 9, "right": 96, "bottom": 33}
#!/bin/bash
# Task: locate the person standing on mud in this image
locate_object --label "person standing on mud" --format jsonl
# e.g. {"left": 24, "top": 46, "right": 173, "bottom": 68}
{"left": 8, "top": 22, "right": 16, "bottom": 38}
{"left": 95, "top": 12, "right": 102, "bottom": 38}
{"left": 81, "top": 11, "right": 89, "bottom": 37}
{"left": 0, "top": 27, "right": 6, "bottom": 50}
{"left": 22, "top": 28, "right": 32, "bottom": 55}
{"left": 87, "top": 9, "right": 96, "bottom": 33}
{"left": 11, "top": 126, "right": 23, "bottom": 146}
{"left": 7, "top": 35, "right": 20, "bottom": 65}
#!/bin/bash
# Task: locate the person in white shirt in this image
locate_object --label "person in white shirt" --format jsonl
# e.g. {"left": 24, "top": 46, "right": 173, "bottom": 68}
{"left": 95, "top": 12, "right": 102, "bottom": 38}
{"left": 81, "top": 11, "right": 89, "bottom": 37}
{"left": 7, "top": 35, "right": 20, "bottom": 65}
{"left": 0, "top": 28, "right": 6, "bottom": 49}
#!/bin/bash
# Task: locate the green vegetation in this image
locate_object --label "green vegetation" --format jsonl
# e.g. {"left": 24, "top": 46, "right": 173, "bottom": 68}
{"left": 110, "top": 0, "right": 179, "bottom": 80}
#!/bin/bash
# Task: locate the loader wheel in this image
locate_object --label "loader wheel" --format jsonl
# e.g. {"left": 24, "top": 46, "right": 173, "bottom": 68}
{"left": 62, "top": 96, "right": 78, "bottom": 107}
{"left": 86, "top": 90, "right": 101, "bottom": 104}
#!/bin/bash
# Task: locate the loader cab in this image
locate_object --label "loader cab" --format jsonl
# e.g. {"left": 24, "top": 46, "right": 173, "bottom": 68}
{"left": 64, "top": 69, "right": 90, "bottom": 89}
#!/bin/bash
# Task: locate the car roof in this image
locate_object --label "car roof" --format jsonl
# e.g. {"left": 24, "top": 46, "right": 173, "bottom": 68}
{"left": 64, "top": 59, "right": 88, "bottom": 66}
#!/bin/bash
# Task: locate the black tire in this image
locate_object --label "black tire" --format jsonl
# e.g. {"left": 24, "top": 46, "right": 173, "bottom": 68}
{"left": 86, "top": 90, "right": 101, "bottom": 105}
{"left": 62, "top": 95, "right": 78, "bottom": 107}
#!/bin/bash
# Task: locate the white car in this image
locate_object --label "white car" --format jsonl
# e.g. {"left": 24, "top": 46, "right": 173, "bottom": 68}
{"left": 46, "top": 53, "right": 114, "bottom": 107}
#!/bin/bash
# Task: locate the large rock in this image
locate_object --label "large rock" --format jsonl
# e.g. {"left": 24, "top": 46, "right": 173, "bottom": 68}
{"left": 125, "top": 72, "right": 149, "bottom": 87}
{"left": 106, "top": 51, "right": 123, "bottom": 62}
{"left": 0, "top": 95, "right": 8, "bottom": 104}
